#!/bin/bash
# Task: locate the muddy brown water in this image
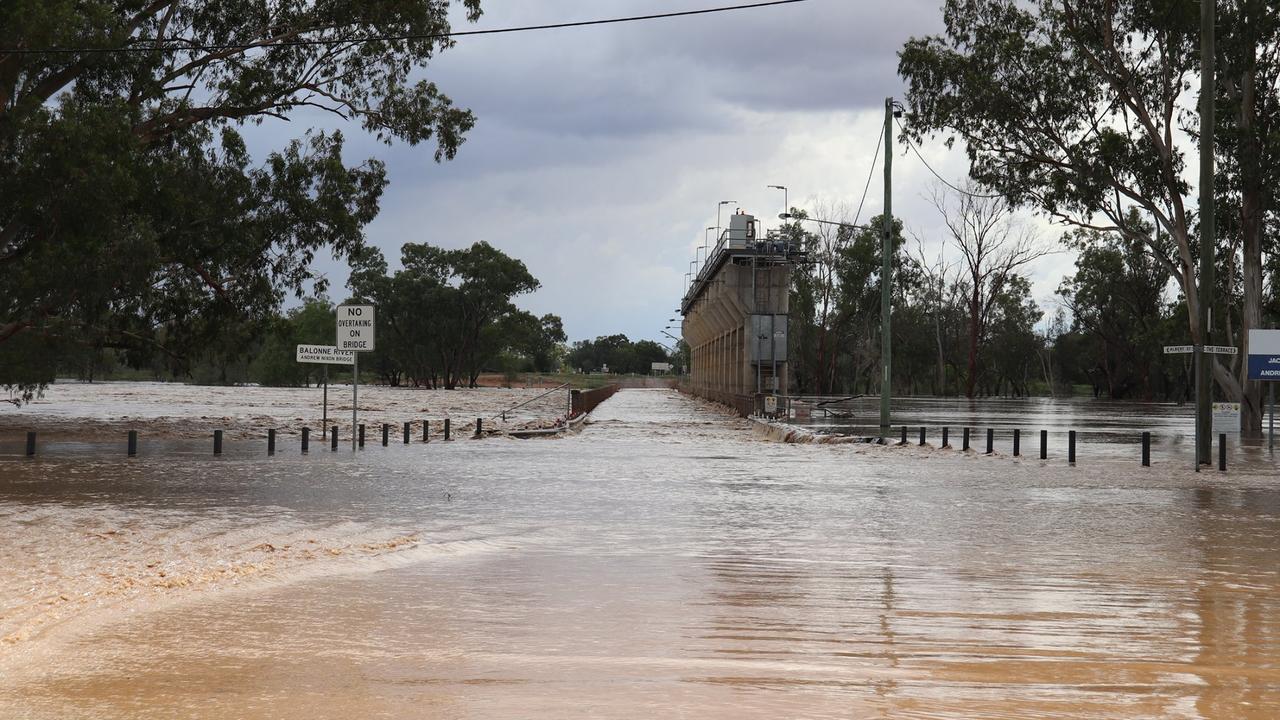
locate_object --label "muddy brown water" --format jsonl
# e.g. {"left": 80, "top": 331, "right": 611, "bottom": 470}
{"left": 794, "top": 394, "right": 1280, "bottom": 471}
{"left": 2, "top": 389, "right": 1279, "bottom": 718}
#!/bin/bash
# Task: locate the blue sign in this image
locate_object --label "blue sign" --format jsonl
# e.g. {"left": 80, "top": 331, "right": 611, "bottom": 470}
{"left": 1248, "top": 354, "right": 1280, "bottom": 380}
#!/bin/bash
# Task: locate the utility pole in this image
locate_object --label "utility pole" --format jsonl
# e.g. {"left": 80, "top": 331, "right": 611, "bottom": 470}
{"left": 1196, "top": 0, "right": 1215, "bottom": 466}
{"left": 880, "top": 96, "right": 894, "bottom": 438}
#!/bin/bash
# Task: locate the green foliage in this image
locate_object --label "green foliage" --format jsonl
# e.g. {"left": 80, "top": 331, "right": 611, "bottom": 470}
{"left": 1, "top": 0, "right": 483, "bottom": 401}
{"left": 347, "top": 241, "right": 545, "bottom": 388}
{"left": 787, "top": 212, "right": 917, "bottom": 395}
{"left": 249, "top": 299, "right": 336, "bottom": 387}
{"left": 898, "top": 1, "right": 1196, "bottom": 238}
{"left": 1055, "top": 216, "right": 1187, "bottom": 399}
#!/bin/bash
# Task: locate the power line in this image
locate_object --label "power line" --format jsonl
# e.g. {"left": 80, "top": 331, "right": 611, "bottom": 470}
{"left": 1, "top": 0, "right": 809, "bottom": 55}
{"left": 895, "top": 117, "right": 1004, "bottom": 200}
{"left": 852, "top": 122, "right": 884, "bottom": 229}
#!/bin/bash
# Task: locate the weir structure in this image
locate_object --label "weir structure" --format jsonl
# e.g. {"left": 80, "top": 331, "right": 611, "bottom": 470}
{"left": 680, "top": 210, "right": 804, "bottom": 416}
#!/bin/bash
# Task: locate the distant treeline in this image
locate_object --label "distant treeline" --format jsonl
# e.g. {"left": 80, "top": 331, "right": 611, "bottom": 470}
{"left": 47, "top": 242, "right": 570, "bottom": 390}
{"left": 566, "top": 335, "right": 681, "bottom": 376}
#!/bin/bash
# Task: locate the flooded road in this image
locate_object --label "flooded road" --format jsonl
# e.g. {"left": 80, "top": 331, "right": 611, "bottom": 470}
{"left": 793, "top": 394, "right": 1280, "bottom": 470}
{"left": 3, "top": 389, "right": 1280, "bottom": 718}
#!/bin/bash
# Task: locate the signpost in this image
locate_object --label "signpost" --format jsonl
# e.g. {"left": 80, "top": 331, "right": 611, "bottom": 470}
{"left": 296, "top": 345, "right": 355, "bottom": 429}
{"left": 1165, "top": 344, "right": 1238, "bottom": 471}
{"left": 1247, "top": 329, "right": 1280, "bottom": 452}
{"left": 337, "top": 305, "right": 375, "bottom": 451}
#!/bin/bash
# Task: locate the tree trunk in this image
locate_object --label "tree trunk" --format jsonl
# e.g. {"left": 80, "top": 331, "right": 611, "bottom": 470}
{"left": 1237, "top": 61, "right": 1264, "bottom": 438}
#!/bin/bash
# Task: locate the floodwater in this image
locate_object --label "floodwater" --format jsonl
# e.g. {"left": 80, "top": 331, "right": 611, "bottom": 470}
{"left": 794, "top": 394, "right": 1280, "bottom": 470}
{"left": 3, "top": 389, "right": 1280, "bottom": 718}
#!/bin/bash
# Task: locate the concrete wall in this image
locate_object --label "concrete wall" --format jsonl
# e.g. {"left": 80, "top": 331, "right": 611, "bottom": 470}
{"left": 570, "top": 384, "right": 620, "bottom": 418}
{"left": 681, "top": 258, "right": 791, "bottom": 408}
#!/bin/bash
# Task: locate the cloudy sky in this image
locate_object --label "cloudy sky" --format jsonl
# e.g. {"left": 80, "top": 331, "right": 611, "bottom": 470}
{"left": 256, "top": 0, "right": 1075, "bottom": 344}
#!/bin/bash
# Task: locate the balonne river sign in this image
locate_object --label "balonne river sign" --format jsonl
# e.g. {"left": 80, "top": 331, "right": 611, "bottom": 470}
{"left": 295, "top": 344, "right": 355, "bottom": 365}
{"left": 295, "top": 344, "right": 354, "bottom": 428}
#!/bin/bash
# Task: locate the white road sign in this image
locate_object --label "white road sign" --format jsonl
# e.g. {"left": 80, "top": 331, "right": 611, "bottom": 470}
{"left": 1163, "top": 344, "right": 1237, "bottom": 355}
{"left": 337, "top": 305, "right": 375, "bottom": 351}
{"left": 1213, "top": 402, "right": 1241, "bottom": 433}
{"left": 296, "top": 344, "right": 355, "bottom": 365}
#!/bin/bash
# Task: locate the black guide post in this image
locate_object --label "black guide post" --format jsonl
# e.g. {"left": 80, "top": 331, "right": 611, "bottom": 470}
{"left": 475, "top": 418, "right": 483, "bottom": 438}
{"left": 900, "top": 426, "right": 907, "bottom": 444}
{"left": 213, "top": 429, "right": 223, "bottom": 455}
{"left": 1142, "top": 431, "right": 1151, "bottom": 467}
{"left": 403, "top": 422, "right": 410, "bottom": 444}
{"left": 1013, "top": 429, "right": 1020, "bottom": 457}
{"left": 302, "top": 427, "right": 310, "bottom": 453}
{"left": 358, "top": 424, "right": 365, "bottom": 448}
{"left": 444, "top": 418, "right": 451, "bottom": 441}
{"left": 423, "top": 420, "right": 429, "bottom": 443}
{"left": 25, "top": 431, "right": 35, "bottom": 457}
{"left": 942, "top": 427, "right": 949, "bottom": 448}
{"left": 985, "top": 428, "right": 993, "bottom": 455}
{"left": 381, "top": 423, "right": 389, "bottom": 447}
{"left": 268, "top": 428, "right": 276, "bottom": 456}
{"left": 1068, "top": 430, "right": 1077, "bottom": 465}
{"left": 1040, "top": 430, "right": 1047, "bottom": 459}
{"left": 1219, "top": 433, "right": 1227, "bottom": 471}
{"left": 962, "top": 427, "right": 970, "bottom": 451}
{"left": 331, "top": 425, "right": 339, "bottom": 451}
{"left": 919, "top": 427, "right": 926, "bottom": 446}
{"left": 128, "top": 430, "right": 138, "bottom": 457}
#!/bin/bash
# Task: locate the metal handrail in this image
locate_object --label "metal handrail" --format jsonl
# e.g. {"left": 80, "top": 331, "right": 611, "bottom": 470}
{"left": 493, "top": 382, "right": 570, "bottom": 422}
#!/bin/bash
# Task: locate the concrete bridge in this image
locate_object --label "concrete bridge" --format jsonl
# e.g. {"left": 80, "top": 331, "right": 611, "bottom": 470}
{"left": 679, "top": 211, "right": 803, "bottom": 416}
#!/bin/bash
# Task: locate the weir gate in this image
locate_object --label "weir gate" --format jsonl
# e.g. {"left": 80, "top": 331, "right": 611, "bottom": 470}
{"left": 680, "top": 211, "right": 804, "bottom": 416}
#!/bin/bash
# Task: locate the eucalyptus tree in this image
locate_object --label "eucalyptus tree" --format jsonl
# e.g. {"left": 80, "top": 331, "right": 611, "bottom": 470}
{"left": 347, "top": 241, "right": 540, "bottom": 389}
{"left": 927, "top": 183, "right": 1051, "bottom": 398}
{"left": 0, "top": 0, "right": 483, "bottom": 400}
{"left": 899, "top": 0, "right": 1280, "bottom": 433}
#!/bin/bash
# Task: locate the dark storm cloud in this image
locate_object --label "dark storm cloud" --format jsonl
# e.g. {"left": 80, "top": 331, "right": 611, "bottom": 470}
{"left": 251, "top": 0, "right": 1055, "bottom": 344}
{"left": 436, "top": 0, "right": 946, "bottom": 124}
{"left": 601, "top": 0, "right": 945, "bottom": 111}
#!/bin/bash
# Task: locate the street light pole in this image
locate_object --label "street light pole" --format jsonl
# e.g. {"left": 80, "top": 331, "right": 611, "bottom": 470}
{"left": 880, "top": 97, "right": 895, "bottom": 439}
{"left": 716, "top": 200, "right": 736, "bottom": 243}
{"left": 768, "top": 185, "right": 788, "bottom": 222}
